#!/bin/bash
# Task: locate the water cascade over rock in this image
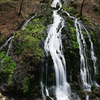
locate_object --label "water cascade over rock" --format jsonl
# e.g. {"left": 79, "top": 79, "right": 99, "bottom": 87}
{"left": 41, "top": 0, "right": 99, "bottom": 99}
{"left": 0, "top": 0, "right": 100, "bottom": 99}
{"left": 41, "top": 0, "right": 71, "bottom": 100}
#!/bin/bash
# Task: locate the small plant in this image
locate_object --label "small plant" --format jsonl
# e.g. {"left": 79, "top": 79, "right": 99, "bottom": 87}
{"left": 0, "top": 51, "right": 5, "bottom": 60}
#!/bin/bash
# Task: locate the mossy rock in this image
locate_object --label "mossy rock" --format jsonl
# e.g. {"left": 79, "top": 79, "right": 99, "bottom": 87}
{"left": 0, "top": 56, "right": 16, "bottom": 85}
{"left": 46, "top": 96, "right": 52, "bottom": 100}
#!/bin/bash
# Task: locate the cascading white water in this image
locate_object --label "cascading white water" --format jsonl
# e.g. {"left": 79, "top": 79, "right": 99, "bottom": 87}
{"left": 75, "top": 19, "right": 91, "bottom": 90}
{"left": 62, "top": 9, "right": 97, "bottom": 91}
{"left": 86, "top": 95, "right": 89, "bottom": 100}
{"left": 41, "top": 0, "right": 71, "bottom": 100}
{"left": 0, "top": 36, "right": 14, "bottom": 72}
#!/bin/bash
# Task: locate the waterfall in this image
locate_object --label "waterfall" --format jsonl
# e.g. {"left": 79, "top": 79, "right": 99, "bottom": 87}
{"left": 0, "top": 0, "right": 98, "bottom": 99}
{"left": 41, "top": 0, "right": 98, "bottom": 99}
{"left": 62, "top": 8, "right": 98, "bottom": 91}
{"left": 75, "top": 19, "right": 91, "bottom": 90}
{"left": 41, "top": 0, "right": 71, "bottom": 99}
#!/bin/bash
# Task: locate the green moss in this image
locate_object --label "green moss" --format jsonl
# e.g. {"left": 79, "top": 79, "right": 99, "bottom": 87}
{"left": 70, "top": 27, "right": 76, "bottom": 34}
{"left": 0, "top": 51, "right": 5, "bottom": 60}
{"left": 15, "top": 35, "right": 42, "bottom": 62}
{"left": 90, "top": 31, "right": 94, "bottom": 37}
{"left": 23, "top": 77, "right": 30, "bottom": 94}
{"left": 82, "top": 30, "right": 88, "bottom": 38}
{"left": 14, "top": 17, "right": 45, "bottom": 64}
{"left": 62, "top": 1, "right": 76, "bottom": 15}
{"left": 69, "top": 27, "right": 79, "bottom": 49}
{"left": 1, "top": 56, "right": 16, "bottom": 85}
{"left": 82, "top": 16, "right": 93, "bottom": 27}
{"left": 22, "top": 18, "right": 45, "bottom": 40}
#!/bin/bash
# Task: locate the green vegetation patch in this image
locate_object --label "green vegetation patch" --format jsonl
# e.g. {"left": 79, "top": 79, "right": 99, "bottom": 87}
{"left": 82, "top": 16, "right": 93, "bottom": 27}
{"left": 15, "top": 35, "right": 42, "bottom": 62}
{"left": 23, "top": 77, "right": 30, "bottom": 94}
{"left": 14, "top": 17, "right": 45, "bottom": 64}
{"left": 62, "top": 1, "right": 76, "bottom": 16}
{"left": 0, "top": 51, "right": 6, "bottom": 60}
{"left": 70, "top": 27, "right": 79, "bottom": 49}
{"left": 1, "top": 56, "right": 16, "bottom": 85}
{"left": 22, "top": 18, "right": 45, "bottom": 40}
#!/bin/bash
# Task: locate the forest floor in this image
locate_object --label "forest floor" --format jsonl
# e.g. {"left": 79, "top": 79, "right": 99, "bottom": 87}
{"left": 0, "top": 0, "right": 100, "bottom": 40}
{"left": 0, "top": 0, "right": 41, "bottom": 40}
{"left": 83, "top": 0, "right": 100, "bottom": 24}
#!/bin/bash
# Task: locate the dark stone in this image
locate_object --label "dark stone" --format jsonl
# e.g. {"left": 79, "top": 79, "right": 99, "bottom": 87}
{"left": 40, "top": 0, "right": 50, "bottom": 3}
{"left": 46, "top": 96, "right": 52, "bottom": 100}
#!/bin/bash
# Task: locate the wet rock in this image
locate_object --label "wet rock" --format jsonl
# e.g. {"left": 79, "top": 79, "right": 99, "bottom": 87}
{"left": 96, "top": 73, "right": 100, "bottom": 85}
{"left": 46, "top": 96, "right": 52, "bottom": 100}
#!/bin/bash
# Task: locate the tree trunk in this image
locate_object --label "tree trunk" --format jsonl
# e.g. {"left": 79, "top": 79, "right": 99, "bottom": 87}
{"left": 80, "top": 0, "right": 85, "bottom": 19}
{"left": 19, "top": 0, "right": 24, "bottom": 15}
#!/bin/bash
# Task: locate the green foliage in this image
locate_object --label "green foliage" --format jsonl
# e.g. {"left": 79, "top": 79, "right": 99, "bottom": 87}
{"left": 88, "top": 21, "right": 93, "bottom": 27}
{"left": 70, "top": 27, "right": 76, "bottom": 34}
{"left": 25, "top": 14, "right": 28, "bottom": 18}
{"left": 23, "top": 18, "right": 45, "bottom": 40}
{"left": 82, "top": 30, "right": 88, "bottom": 38}
{"left": 90, "top": 31, "right": 94, "bottom": 36}
{"left": 15, "top": 35, "right": 42, "bottom": 62}
{"left": 1, "top": 56, "right": 16, "bottom": 85}
{"left": 69, "top": 27, "right": 79, "bottom": 49}
{"left": 70, "top": 40, "right": 79, "bottom": 49}
{"left": 8, "top": 75, "right": 13, "bottom": 85}
{"left": 0, "top": 51, "right": 5, "bottom": 60}
{"left": 62, "top": 1, "right": 76, "bottom": 15}
{"left": 23, "top": 77, "right": 30, "bottom": 94}
{"left": 14, "top": 17, "right": 45, "bottom": 64}
{"left": 82, "top": 16, "right": 93, "bottom": 27}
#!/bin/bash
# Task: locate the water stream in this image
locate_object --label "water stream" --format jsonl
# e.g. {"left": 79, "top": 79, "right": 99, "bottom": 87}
{"left": 41, "top": 0, "right": 71, "bottom": 100}
{"left": 62, "top": 9, "right": 98, "bottom": 91}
